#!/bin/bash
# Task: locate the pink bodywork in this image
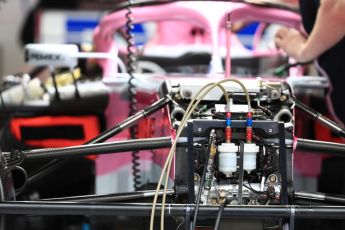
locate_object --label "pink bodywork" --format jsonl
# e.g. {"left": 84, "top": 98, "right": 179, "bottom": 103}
{"left": 92, "top": 1, "right": 311, "bottom": 192}
{"left": 94, "top": 1, "right": 301, "bottom": 77}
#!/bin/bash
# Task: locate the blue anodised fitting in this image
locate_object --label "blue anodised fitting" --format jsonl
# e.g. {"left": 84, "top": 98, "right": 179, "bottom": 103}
{"left": 246, "top": 112, "right": 253, "bottom": 127}
{"left": 226, "top": 112, "right": 232, "bottom": 127}
{"left": 246, "top": 118, "right": 253, "bottom": 127}
{"left": 226, "top": 119, "right": 231, "bottom": 127}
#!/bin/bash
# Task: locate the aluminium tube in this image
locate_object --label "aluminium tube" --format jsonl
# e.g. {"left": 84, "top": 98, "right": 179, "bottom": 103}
{"left": 1, "top": 202, "right": 345, "bottom": 219}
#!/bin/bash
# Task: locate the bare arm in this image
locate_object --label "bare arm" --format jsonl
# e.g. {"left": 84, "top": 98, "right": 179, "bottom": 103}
{"left": 276, "top": 0, "right": 345, "bottom": 62}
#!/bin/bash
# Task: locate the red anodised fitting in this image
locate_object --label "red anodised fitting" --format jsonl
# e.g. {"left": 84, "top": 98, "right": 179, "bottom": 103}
{"left": 247, "top": 112, "right": 253, "bottom": 119}
{"left": 226, "top": 127, "right": 232, "bottom": 143}
{"left": 226, "top": 111, "right": 231, "bottom": 118}
{"left": 246, "top": 127, "right": 253, "bottom": 143}
{"left": 246, "top": 112, "right": 253, "bottom": 143}
{"left": 225, "top": 112, "right": 232, "bottom": 143}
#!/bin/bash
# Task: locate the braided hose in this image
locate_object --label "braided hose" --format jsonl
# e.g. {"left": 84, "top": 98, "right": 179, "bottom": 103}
{"left": 125, "top": 1, "right": 141, "bottom": 191}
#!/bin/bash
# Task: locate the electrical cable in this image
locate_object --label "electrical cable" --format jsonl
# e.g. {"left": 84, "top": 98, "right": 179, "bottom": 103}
{"left": 125, "top": 0, "right": 141, "bottom": 191}
{"left": 214, "top": 197, "right": 231, "bottom": 230}
{"left": 243, "top": 175, "right": 265, "bottom": 195}
{"left": 150, "top": 79, "right": 250, "bottom": 230}
{"left": 243, "top": 184, "right": 264, "bottom": 195}
{"left": 192, "top": 146, "right": 210, "bottom": 229}
{"left": 273, "top": 61, "right": 312, "bottom": 77}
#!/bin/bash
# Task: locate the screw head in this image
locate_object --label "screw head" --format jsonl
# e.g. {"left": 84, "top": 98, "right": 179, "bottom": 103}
{"left": 268, "top": 174, "right": 277, "bottom": 183}
{"left": 182, "top": 90, "right": 192, "bottom": 99}
{"left": 211, "top": 199, "right": 218, "bottom": 205}
{"left": 194, "top": 173, "right": 201, "bottom": 182}
{"left": 280, "top": 95, "right": 287, "bottom": 101}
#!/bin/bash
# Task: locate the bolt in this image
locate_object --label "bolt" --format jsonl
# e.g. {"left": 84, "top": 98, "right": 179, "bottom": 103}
{"left": 182, "top": 90, "right": 192, "bottom": 99}
{"left": 268, "top": 128, "right": 273, "bottom": 133}
{"left": 197, "top": 127, "right": 202, "bottom": 132}
{"left": 280, "top": 95, "right": 287, "bottom": 102}
{"left": 194, "top": 173, "right": 200, "bottom": 182}
{"left": 211, "top": 199, "right": 218, "bottom": 205}
{"left": 219, "top": 190, "right": 228, "bottom": 198}
{"left": 270, "top": 90, "right": 280, "bottom": 100}
{"left": 174, "top": 93, "right": 182, "bottom": 101}
{"left": 210, "top": 145, "right": 217, "bottom": 156}
{"left": 269, "top": 174, "right": 277, "bottom": 183}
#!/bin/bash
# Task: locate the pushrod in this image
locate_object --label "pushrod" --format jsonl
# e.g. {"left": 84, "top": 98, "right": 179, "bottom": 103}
{"left": 20, "top": 137, "right": 172, "bottom": 161}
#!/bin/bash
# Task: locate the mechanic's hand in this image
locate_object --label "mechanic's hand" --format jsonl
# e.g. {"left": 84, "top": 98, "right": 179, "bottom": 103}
{"left": 275, "top": 27, "right": 308, "bottom": 62}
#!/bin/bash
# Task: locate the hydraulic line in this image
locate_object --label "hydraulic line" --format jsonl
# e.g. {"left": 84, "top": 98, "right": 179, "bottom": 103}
{"left": 17, "top": 137, "right": 172, "bottom": 161}
{"left": 296, "top": 138, "right": 345, "bottom": 156}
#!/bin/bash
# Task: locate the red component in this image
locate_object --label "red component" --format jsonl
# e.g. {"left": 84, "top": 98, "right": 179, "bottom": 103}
{"left": 137, "top": 117, "right": 156, "bottom": 138}
{"left": 10, "top": 115, "right": 101, "bottom": 160}
{"left": 226, "top": 112, "right": 231, "bottom": 118}
{"left": 246, "top": 127, "right": 253, "bottom": 142}
{"left": 225, "top": 127, "right": 232, "bottom": 141}
{"left": 247, "top": 112, "right": 253, "bottom": 118}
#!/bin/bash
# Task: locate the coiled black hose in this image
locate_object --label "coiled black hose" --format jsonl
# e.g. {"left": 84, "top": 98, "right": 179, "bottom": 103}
{"left": 125, "top": 0, "right": 141, "bottom": 191}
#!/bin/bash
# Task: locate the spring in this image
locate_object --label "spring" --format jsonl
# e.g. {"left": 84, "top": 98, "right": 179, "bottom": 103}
{"left": 125, "top": 0, "right": 141, "bottom": 191}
